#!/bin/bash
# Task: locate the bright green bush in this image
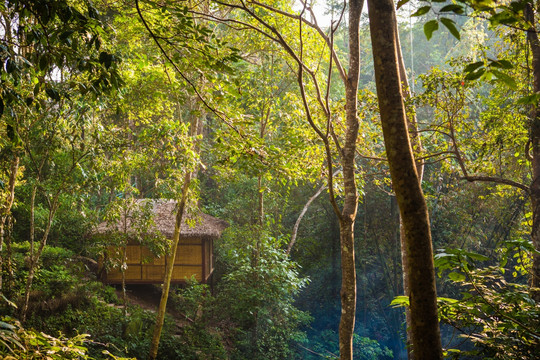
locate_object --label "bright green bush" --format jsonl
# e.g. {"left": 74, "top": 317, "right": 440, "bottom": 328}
{"left": 435, "top": 242, "right": 539, "bottom": 359}
{"left": 0, "top": 316, "right": 134, "bottom": 360}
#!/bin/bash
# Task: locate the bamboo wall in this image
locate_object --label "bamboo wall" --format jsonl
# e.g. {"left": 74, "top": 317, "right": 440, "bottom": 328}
{"left": 105, "top": 237, "right": 212, "bottom": 283}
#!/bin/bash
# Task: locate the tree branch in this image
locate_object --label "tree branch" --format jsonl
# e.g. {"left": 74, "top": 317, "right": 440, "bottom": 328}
{"left": 135, "top": 0, "right": 245, "bottom": 140}
{"left": 287, "top": 181, "right": 326, "bottom": 255}
{"left": 461, "top": 175, "right": 530, "bottom": 193}
{"left": 247, "top": 0, "right": 347, "bottom": 82}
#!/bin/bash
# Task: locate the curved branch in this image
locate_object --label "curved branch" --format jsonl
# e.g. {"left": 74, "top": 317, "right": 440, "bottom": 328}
{"left": 247, "top": 0, "right": 347, "bottom": 82}
{"left": 215, "top": 0, "right": 332, "bottom": 118}
{"left": 461, "top": 175, "right": 530, "bottom": 194}
{"left": 446, "top": 110, "right": 529, "bottom": 193}
{"left": 135, "top": 0, "right": 245, "bottom": 139}
{"left": 330, "top": 122, "right": 343, "bottom": 156}
{"left": 416, "top": 150, "right": 457, "bottom": 161}
{"left": 287, "top": 180, "right": 328, "bottom": 255}
{"left": 296, "top": 3, "right": 342, "bottom": 219}
{"left": 190, "top": 10, "right": 281, "bottom": 44}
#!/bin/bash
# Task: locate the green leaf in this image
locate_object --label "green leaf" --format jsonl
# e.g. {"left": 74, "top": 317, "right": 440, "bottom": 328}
{"left": 39, "top": 55, "right": 49, "bottom": 71}
{"left": 88, "top": 5, "right": 99, "bottom": 19}
{"left": 397, "top": 0, "right": 410, "bottom": 10}
{"left": 516, "top": 93, "right": 540, "bottom": 105}
{"left": 99, "top": 51, "right": 113, "bottom": 69}
{"left": 33, "top": 83, "right": 41, "bottom": 96}
{"left": 440, "top": 17, "right": 460, "bottom": 40}
{"left": 45, "top": 88, "right": 61, "bottom": 101}
{"left": 464, "top": 251, "right": 489, "bottom": 261}
{"left": 413, "top": 6, "right": 431, "bottom": 17}
{"left": 464, "top": 68, "right": 486, "bottom": 81}
{"left": 0, "top": 320, "right": 16, "bottom": 330}
{"left": 6, "top": 124, "right": 14, "bottom": 141}
{"left": 5, "top": 59, "right": 17, "bottom": 74}
{"left": 439, "top": 4, "right": 465, "bottom": 14}
{"left": 464, "top": 61, "right": 484, "bottom": 73}
{"left": 448, "top": 272, "right": 466, "bottom": 282}
{"left": 424, "top": 20, "right": 439, "bottom": 40}
{"left": 59, "top": 30, "right": 74, "bottom": 42}
{"left": 490, "top": 10, "right": 519, "bottom": 26}
{"left": 390, "top": 295, "right": 409, "bottom": 307}
{"left": 437, "top": 296, "right": 458, "bottom": 304}
{"left": 509, "top": 1, "right": 527, "bottom": 12}
{"left": 489, "top": 59, "right": 513, "bottom": 69}
{"left": 0, "top": 98, "right": 3, "bottom": 117}
{"left": 491, "top": 69, "right": 517, "bottom": 90}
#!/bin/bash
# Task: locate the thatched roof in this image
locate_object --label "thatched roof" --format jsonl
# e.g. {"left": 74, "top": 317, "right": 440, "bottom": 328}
{"left": 95, "top": 199, "right": 228, "bottom": 239}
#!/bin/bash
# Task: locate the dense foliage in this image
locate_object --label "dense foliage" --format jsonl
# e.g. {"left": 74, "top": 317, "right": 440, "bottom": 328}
{"left": 1, "top": 0, "right": 539, "bottom": 359}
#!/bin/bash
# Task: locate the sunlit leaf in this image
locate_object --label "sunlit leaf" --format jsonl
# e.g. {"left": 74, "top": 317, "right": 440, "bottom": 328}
{"left": 390, "top": 295, "right": 409, "bottom": 307}
{"left": 448, "top": 272, "right": 466, "bottom": 281}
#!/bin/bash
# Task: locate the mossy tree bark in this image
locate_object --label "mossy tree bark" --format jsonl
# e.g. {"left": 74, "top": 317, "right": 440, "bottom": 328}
{"left": 335, "top": 1, "right": 362, "bottom": 358}
{"left": 395, "top": 10, "right": 423, "bottom": 359}
{"left": 367, "top": 0, "right": 442, "bottom": 358}
{"left": 525, "top": 2, "right": 540, "bottom": 302}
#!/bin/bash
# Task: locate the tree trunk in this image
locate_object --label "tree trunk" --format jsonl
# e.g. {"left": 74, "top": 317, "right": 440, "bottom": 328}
{"left": 121, "top": 244, "right": 128, "bottom": 318}
{"left": 367, "top": 0, "right": 442, "bottom": 358}
{"left": 148, "top": 172, "right": 191, "bottom": 360}
{"left": 148, "top": 103, "right": 203, "bottom": 359}
{"left": 526, "top": 3, "right": 540, "bottom": 302}
{"left": 395, "top": 10, "right": 423, "bottom": 359}
{"left": 338, "top": 218, "right": 356, "bottom": 360}
{"left": 337, "top": 1, "right": 363, "bottom": 358}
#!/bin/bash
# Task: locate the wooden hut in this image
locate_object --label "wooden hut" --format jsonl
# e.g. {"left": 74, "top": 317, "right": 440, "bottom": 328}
{"left": 96, "top": 200, "right": 227, "bottom": 284}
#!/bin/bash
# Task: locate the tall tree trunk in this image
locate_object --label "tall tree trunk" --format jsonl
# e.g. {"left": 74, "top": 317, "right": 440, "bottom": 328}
{"left": 337, "top": 1, "right": 363, "bottom": 358}
{"left": 367, "top": 0, "right": 442, "bottom": 359}
{"left": 526, "top": 3, "right": 540, "bottom": 302}
{"left": 148, "top": 172, "right": 191, "bottom": 360}
{"left": 395, "top": 9, "right": 424, "bottom": 359}
{"left": 148, "top": 104, "right": 203, "bottom": 359}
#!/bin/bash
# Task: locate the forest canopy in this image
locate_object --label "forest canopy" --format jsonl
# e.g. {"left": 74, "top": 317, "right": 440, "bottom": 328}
{"left": 0, "top": 0, "right": 539, "bottom": 359}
